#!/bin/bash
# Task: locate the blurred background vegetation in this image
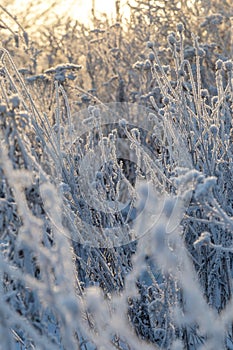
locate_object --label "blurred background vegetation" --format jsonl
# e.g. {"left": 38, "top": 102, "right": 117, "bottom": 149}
{"left": 0, "top": 0, "right": 232, "bottom": 114}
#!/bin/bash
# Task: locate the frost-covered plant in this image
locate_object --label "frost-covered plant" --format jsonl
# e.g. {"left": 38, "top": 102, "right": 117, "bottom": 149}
{"left": 1, "top": 1, "right": 233, "bottom": 349}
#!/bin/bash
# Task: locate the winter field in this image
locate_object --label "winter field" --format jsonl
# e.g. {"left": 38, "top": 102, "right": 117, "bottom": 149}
{"left": 0, "top": 0, "right": 233, "bottom": 349}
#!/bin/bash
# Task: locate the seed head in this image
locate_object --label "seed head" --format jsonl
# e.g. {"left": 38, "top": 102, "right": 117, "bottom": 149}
{"left": 224, "top": 60, "right": 233, "bottom": 71}
{"left": 216, "top": 59, "right": 223, "bottom": 70}
{"left": 148, "top": 52, "right": 155, "bottom": 62}
{"left": 177, "top": 23, "right": 184, "bottom": 33}
{"left": 147, "top": 41, "right": 154, "bottom": 49}
{"left": 167, "top": 33, "right": 176, "bottom": 46}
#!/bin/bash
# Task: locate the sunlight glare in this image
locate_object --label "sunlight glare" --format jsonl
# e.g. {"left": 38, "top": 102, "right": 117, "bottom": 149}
{"left": 12, "top": 0, "right": 130, "bottom": 26}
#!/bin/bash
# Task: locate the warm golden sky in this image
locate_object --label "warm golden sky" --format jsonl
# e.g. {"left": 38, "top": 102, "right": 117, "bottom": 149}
{"left": 12, "top": 0, "right": 131, "bottom": 25}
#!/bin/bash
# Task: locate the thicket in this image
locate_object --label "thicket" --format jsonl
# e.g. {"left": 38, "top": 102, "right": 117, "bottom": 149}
{"left": 0, "top": 0, "right": 233, "bottom": 349}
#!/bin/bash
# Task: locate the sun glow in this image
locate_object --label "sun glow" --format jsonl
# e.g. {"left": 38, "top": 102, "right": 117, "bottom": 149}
{"left": 11, "top": 0, "right": 130, "bottom": 26}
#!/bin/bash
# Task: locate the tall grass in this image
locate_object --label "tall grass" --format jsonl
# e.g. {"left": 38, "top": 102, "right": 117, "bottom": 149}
{"left": 0, "top": 1, "right": 233, "bottom": 349}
